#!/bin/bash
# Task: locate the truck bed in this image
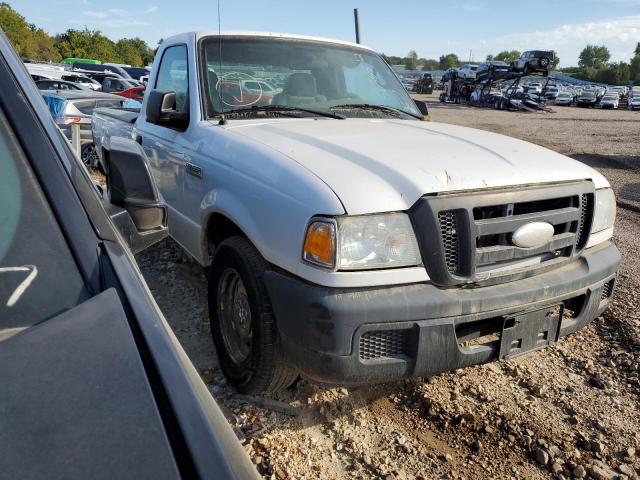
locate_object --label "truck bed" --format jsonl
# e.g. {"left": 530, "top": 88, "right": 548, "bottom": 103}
{"left": 94, "top": 107, "right": 140, "bottom": 124}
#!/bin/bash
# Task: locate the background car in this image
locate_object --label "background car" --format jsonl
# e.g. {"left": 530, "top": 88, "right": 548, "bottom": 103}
{"left": 599, "top": 92, "right": 619, "bottom": 109}
{"left": 36, "top": 79, "right": 85, "bottom": 91}
{"left": 475, "top": 60, "right": 510, "bottom": 81}
{"left": 414, "top": 72, "right": 433, "bottom": 94}
{"left": 555, "top": 91, "right": 574, "bottom": 106}
{"left": 41, "top": 89, "right": 129, "bottom": 168}
{"left": 61, "top": 73, "right": 102, "bottom": 90}
{"left": 457, "top": 64, "right": 478, "bottom": 79}
{"left": 511, "top": 50, "right": 554, "bottom": 75}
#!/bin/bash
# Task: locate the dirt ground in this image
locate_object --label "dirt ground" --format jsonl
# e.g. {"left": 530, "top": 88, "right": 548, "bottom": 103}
{"left": 136, "top": 95, "right": 640, "bottom": 480}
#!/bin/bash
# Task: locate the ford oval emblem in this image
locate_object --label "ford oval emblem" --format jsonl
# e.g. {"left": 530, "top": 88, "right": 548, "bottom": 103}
{"left": 511, "top": 222, "right": 554, "bottom": 248}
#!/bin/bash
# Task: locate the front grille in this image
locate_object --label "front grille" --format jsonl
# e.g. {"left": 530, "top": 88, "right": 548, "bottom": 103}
{"left": 576, "top": 194, "right": 592, "bottom": 250}
{"left": 412, "top": 182, "right": 595, "bottom": 286}
{"left": 601, "top": 279, "right": 614, "bottom": 301}
{"left": 438, "top": 211, "right": 460, "bottom": 274}
{"left": 359, "top": 330, "right": 409, "bottom": 360}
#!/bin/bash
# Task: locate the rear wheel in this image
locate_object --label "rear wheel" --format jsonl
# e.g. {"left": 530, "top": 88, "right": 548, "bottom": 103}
{"left": 80, "top": 143, "right": 99, "bottom": 170}
{"left": 208, "top": 236, "right": 298, "bottom": 394}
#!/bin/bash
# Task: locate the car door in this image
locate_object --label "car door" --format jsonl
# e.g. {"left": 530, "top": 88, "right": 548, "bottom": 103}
{"left": 137, "top": 44, "right": 191, "bottom": 240}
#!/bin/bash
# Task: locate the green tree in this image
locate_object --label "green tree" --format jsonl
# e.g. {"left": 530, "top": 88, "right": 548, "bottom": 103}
{"left": 630, "top": 54, "right": 640, "bottom": 84}
{"left": 550, "top": 50, "right": 560, "bottom": 70}
{"left": 0, "top": 3, "right": 36, "bottom": 58}
{"left": 54, "top": 28, "right": 120, "bottom": 63}
{"left": 404, "top": 50, "right": 418, "bottom": 70}
{"left": 29, "top": 24, "right": 61, "bottom": 62}
{"left": 595, "top": 62, "right": 630, "bottom": 85}
{"left": 419, "top": 58, "right": 439, "bottom": 71}
{"left": 493, "top": 50, "right": 521, "bottom": 63}
{"left": 493, "top": 50, "right": 520, "bottom": 63}
{"left": 485, "top": 54, "right": 494, "bottom": 61}
{"left": 438, "top": 53, "right": 460, "bottom": 69}
{"left": 578, "top": 45, "right": 610, "bottom": 69}
{"left": 116, "top": 37, "right": 154, "bottom": 66}
{"left": 635, "top": 42, "right": 640, "bottom": 56}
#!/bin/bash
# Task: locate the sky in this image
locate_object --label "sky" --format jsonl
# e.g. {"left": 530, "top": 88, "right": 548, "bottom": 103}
{"left": 9, "top": 0, "right": 640, "bottom": 67}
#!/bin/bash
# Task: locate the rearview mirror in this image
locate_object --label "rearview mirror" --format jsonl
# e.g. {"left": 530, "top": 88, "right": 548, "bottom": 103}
{"left": 414, "top": 99, "right": 430, "bottom": 117}
{"left": 104, "top": 137, "right": 168, "bottom": 254}
{"left": 146, "top": 90, "right": 189, "bottom": 130}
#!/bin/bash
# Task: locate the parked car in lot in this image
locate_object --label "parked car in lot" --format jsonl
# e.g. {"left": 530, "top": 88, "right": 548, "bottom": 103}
{"left": 0, "top": 29, "right": 258, "bottom": 480}
{"left": 458, "top": 64, "right": 478, "bottom": 79}
{"left": 41, "top": 89, "right": 130, "bottom": 168}
{"left": 73, "top": 62, "right": 132, "bottom": 78}
{"left": 511, "top": 50, "right": 554, "bottom": 75}
{"left": 554, "top": 91, "right": 574, "bottom": 106}
{"left": 599, "top": 92, "right": 619, "bottom": 109}
{"left": 36, "top": 79, "right": 86, "bottom": 91}
{"left": 93, "top": 31, "right": 619, "bottom": 394}
{"left": 61, "top": 73, "right": 102, "bottom": 90}
{"left": 544, "top": 86, "right": 559, "bottom": 99}
{"left": 526, "top": 82, "right": 543, "bottom": 94}
{"left": 577, "top": 89, "right": 598, "bottom": 107}
{"left": 628, "top": 96, "right": 640, "bottom": 110}
{"left": 122, "top": 66, "right": 151, "bottom": 82}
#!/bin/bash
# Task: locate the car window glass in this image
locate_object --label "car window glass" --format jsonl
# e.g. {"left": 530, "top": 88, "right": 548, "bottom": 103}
{"left": 155, "top": 45, "right": 189, "bottom": 113}
{"left": 0, "top": 107, "right": 88, "bottom": 339}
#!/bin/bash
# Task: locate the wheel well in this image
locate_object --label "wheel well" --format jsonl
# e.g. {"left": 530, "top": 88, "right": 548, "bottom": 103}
{"left": 206, "top": 213, "right": 244, "bottom": 257}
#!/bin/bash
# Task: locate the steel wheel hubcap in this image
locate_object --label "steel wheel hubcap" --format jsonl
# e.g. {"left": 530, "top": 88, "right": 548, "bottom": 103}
{"left": 81, "top": 144, "right": 97, "bottom": 167}
{"left": 218, "top": 268, "right": 252, "bottom": 364}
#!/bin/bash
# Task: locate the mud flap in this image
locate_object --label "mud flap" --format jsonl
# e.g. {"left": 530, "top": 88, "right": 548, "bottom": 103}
{"left": 499, "top": 305, "right": 562, "bottom": 360}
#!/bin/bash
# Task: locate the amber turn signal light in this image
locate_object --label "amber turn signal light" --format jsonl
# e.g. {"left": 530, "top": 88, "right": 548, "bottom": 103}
{"left": 303, "top": 221, "right": 336, "bottom": 268}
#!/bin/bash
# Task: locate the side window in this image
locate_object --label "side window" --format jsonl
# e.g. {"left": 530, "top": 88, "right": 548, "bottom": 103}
{"left": 0, "top": 107, "right": 89, "bottom": 337}
{"left": 155, "top": 45, "right": 189, "bottom": 113}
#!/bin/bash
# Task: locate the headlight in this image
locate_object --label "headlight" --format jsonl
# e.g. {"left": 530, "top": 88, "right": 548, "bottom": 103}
{"left": 591, "top": 188, "right": 616, "bottom": 234}
{"left": 303, "top": 214, "right": 421, "bottom": 271}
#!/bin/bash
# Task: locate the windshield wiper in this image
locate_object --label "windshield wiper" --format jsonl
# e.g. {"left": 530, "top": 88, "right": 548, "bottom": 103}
{"left": 218, "top": 104, "right": 345, "bottom": 120}
{"left": 330, "top": 103, "right": 423, "bottom": 120}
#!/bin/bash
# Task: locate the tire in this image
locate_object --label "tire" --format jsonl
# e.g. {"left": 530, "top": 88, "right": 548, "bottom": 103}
{"left": 539, "top": 57, "right": 550, "bottom": 68}
{"left": 80, "top": 143, "right": 99, "bottom": 170}
{"left": 208, "top": 236, "right": 298, "bottom": 394}
{"left": 523, "top": 64, "right": 530, "bottom": 75}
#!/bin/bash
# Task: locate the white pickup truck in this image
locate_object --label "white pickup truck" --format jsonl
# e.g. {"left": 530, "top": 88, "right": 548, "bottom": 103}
{"left": 93, "top": 31, "right": 620, "bottom": 394}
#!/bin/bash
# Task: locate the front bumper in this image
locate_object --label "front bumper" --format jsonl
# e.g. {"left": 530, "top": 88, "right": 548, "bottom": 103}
{"left": 264, "top": 241, "right": 620, "bottom": 384}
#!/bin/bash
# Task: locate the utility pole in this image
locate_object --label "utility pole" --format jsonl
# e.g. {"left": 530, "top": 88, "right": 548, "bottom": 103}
{"left": 354, "top": 8, "right": 360, "bottom": 44}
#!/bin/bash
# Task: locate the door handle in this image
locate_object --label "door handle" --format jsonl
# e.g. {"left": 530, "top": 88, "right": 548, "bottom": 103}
{"left": 135, "top": 135, "right": 143, "bottom": 145}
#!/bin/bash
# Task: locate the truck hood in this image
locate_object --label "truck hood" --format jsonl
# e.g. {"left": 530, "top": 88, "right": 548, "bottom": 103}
{"left": 225, "top": 118, "right": 608, "bottom": 215}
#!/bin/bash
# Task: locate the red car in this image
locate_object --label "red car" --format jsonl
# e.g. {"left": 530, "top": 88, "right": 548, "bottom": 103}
{"left": 101, "top": 76, "right": 145, "bottom": 102}
{"left": 113, "top": 85, "right": 145, "bottom": 102}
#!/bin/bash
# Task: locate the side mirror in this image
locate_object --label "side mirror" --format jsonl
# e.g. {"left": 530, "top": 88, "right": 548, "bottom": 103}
{"left": 146, "top": 89, "right": 189, "bottom": 130}
{"left": 414, "top": 99, "right": 430, "bottom": 117}
{"left": 104, "top": 137, "right": 168, "bottom": 254}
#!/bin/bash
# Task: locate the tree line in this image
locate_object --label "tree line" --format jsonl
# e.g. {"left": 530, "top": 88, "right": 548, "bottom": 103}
{"left": 0, "top": 3, "right": 155, "bottom": 66}
{"left": 563, "top": 44, "right": 640, "bottom": 85}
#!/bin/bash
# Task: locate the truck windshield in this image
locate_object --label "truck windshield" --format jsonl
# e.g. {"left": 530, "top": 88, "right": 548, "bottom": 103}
{"left": 200, "top": 36, "right": 421, "bottom": 119}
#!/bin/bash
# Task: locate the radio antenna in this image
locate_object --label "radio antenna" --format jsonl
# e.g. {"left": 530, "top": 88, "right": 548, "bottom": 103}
{"left": 217, "top": 0, "right": 226, "bottom": 125}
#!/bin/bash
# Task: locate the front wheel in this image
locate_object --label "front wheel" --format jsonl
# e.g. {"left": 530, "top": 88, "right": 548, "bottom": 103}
{"left": 208, "top": 236, "right": 298, "bottom": 394}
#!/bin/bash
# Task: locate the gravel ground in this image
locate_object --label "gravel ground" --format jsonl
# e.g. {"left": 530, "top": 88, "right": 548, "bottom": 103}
{"left": 137, "top": 95, "right": 639, "bottom": 480}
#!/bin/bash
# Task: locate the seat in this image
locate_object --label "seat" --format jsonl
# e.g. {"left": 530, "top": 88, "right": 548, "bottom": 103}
{"left": 272, "top": 73, "right": 326, "bottom": 106}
